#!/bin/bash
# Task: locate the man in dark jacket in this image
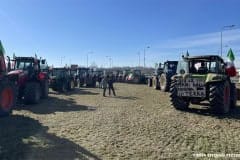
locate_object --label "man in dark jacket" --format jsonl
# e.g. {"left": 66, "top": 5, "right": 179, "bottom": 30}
{"left": 108, "top": 75, "right": 116, "bottom": 96}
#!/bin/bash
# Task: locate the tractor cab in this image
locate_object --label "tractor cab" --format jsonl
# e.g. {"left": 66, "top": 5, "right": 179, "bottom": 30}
{"left": 177, "top": 55, "right": 225, "bottom": 75}
{"left": 8, "top": 56, "right": 49, "bottom": 104}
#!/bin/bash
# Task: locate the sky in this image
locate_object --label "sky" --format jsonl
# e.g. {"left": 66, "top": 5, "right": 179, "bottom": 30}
{"left": 0, "top": 0, "right": 239, "bottom": 67}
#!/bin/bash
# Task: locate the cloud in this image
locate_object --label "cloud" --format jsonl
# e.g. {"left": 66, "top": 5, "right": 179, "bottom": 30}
{"left": 155, "top": 29, "right": 240, "bottom": 50}
{"left": 147, "top": 29, "right": 240, "bottom": 67}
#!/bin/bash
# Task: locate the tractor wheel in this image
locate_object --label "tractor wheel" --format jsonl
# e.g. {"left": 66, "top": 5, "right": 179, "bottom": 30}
{"left": 24, "top": 82, "right": 41, "bottom": 104}
{"left": 0, "top": 81, "right": 16, "bottom": 116}
{"left": 230, "top": 83, "right": 237, "bottom": 108}
{"left": 170, "top": 80, "right": 189, "bottom": 110}
{"left": 153, "top": 77, "right": 159, "bottom": 90}
{"left": 60, "top": 81, "right": 67, "bottom": 92}
{"left": 148, "top": 78, "right": 152, "bottom": 87}
{"left": 68, "top": 80, "right": 75, "bottom": 90}
{"left": 93, "top": 80, "right": 97, "bottom": 87}
{"left": 209, "top": 81, "right": 231, "bottom": 114}
{"left": 160, "top": 74, "right": 170, "bottom": 92}
{"left": 41, "top": 80, "right": 49, "bottom": 99}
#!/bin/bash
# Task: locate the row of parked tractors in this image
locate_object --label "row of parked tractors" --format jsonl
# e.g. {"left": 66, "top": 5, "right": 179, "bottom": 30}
{"left": 0, "top": 41, "right": 50, "bottom": 116}
{"left": 147, "top": 54, "right": 238, "bottom": 114}
{"left": 0, "top": 41, "right": 106, "bottom": 117}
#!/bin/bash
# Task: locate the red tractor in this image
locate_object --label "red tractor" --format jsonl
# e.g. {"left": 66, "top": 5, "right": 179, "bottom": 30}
{"left": 8, "top": 56, "right": 49, "bottom": 104}
{"left": 0, "top": 41, "right": 16, "bottom": 116}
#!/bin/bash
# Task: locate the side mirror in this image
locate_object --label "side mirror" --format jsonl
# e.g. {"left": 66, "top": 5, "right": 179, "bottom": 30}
{"left": 221, "top": 63, "right": 226, "bottom": 71}
{"left": 6, "top": 56, "right": 11, "bottom": 72}
{"left": 180, "top": 69, "right": 185, "bottom": 74}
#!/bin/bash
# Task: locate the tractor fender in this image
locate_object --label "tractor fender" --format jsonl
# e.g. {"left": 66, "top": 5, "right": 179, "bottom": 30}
{"left": 205, "top": 73, "right": 228, "bottom": 83}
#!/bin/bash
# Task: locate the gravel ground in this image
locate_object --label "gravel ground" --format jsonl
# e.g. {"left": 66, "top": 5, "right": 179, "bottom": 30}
{"left": 1, "top": 83, "right": 240, "bottom": 160}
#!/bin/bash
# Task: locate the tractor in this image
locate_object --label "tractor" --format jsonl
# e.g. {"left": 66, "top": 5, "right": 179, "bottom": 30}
{"left": 49, "top": 67, "right": 75, "bottom": 92}
{"left": 117, "top": 69, "right": 130, "bottom": 82}
{"left": 70, "top": 65, "right": 79, "bottom": 87}
{"left": 126, "top": 69, "right": 146, "bottom": 84}
{"left": 170, "top": 55, "right": 236, "bottom": 114}
{"left": 159, "top": 61, "right": 178, "bottom": 91}
{"left": 7, "top": 56, "right": 49, "bottom": 104}
{"left": 148, "top": 61, "right": 178, "bottom": 91}
{"left": 148, "top": 63, "right": 164, "bottom": 89}
{"left": 0, "top": 41, "right": 16, "bottom": 116}
{"left": 84, "top": 68, "right": 97, "bottom": 87}
{"left": 76, "top": 67, "right": 88, "bottom": 87}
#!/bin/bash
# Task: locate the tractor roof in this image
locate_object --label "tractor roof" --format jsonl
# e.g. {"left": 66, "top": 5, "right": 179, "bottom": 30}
{"left": 165, "top": 60, "right": 178, "bottom": 63}
{"left": 53, "top": 67, "right": 69, "bottom": 70}
{"left": 14, "top": 57, "right": 39, "bottom": 61}
{"left": 183, "top": 55, "right": 224, "bottom": 62}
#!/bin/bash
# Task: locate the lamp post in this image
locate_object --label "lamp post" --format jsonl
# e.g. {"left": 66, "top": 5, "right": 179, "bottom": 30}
{"left": 87, "top": 52, "right": 93, "bottom": 67}
{"left": 106, "top": 56, "right": 112, "bottom": 68}
{"left": 137, "top": 52, "right": 140, "bottom": 67}
{"left": 144, "top": 46, "right": 150, "bottom": 68}
{"left": 60, "top": 56, "right": 65, "bottom": 67}
{"left": 220, "top": 25, "right": 236, "bottom": 57}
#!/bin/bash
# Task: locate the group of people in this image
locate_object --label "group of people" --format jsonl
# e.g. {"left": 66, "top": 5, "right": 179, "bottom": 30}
{"left": 101, "top": 75, "right": 116, "bottom": 97}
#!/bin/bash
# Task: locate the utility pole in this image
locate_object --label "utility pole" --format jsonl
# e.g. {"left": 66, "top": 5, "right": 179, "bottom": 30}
{"left": 137, "top": 52, "right": 140, "bottom": 67}
{"left": 143, "top": 46, "right": 150, "bottom": 68}
{"left": 60, "top": 56, "right": 65, "bottom": 67}
{"left": 87, "top": 52, "right": 93, "bottom": 67}
{"left": 220, "top": 24, "right": 236, "bottom": 57}
{"left": 106, "top": 56, "right": 112, "bottom": 68}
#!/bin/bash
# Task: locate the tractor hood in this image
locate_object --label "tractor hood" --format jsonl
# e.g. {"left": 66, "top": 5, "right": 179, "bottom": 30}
{"left": 49, "top": 76, "right": 57, "bottom": 80}
{"left": 172, "top": 73, "right": 227, "bottom": 83}
{"left": 8, "top": 70, "right": 24, "bottom": 76}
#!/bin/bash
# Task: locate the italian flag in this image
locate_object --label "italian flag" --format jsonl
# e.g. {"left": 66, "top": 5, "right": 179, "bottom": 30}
{"left": 225, "top": 48, "right": 237, "bottom": 77}
{"left": 0, "top": 40, "right": 6, "bottom": 72}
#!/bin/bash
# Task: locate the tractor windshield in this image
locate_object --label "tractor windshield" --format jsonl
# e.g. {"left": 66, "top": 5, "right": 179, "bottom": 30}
{"left": 133, "top": 70, "right": 141, "bottom": 75}
{"left": 167, "top": 62, "right": 178, "bottom": 73}
{"left": 177, "top": 59, "right": 222, "bottom": 74}
{"left": 52, "top": 69, "right": 66, "bottom": 77}
{"left": 14, "top": 60, "right": 33, "bottom": 70}
{"left": 189, "top": 60, "right": 220, "bottom": 74}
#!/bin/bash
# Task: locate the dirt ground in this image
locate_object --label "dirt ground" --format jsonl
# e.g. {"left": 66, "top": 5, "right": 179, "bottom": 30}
{"left": 1, "top": 83, "right": 240, "bottom": 160}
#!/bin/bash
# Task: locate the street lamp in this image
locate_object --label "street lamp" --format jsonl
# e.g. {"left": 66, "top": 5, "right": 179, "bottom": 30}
{"left": 106, "top": 56, "right": 112, "bottom": 68}
{"left": 137, "top": 52, "right": 140, "bottom": 67}
{"left": 220, "top": 25, "right": 236, "bottom": 57}
{"left": 144, "top": 46, "right": 150, "bottom": 68}
{"left": 87, "top": 52, "right": 93, "bottom": 67}
{"left": 60, "top": 56, "right": 65, "bottom": 67}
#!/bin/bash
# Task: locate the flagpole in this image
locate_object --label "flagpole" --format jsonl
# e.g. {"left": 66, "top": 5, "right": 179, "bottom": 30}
{"left": 220, "top": 24, "right": 237, "bottom": 57}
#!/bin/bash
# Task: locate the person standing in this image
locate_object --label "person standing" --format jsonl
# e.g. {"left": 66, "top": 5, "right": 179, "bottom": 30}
{"left": 101, "top": 76, "right": 108, "bottom": 97}
{"left": 108, "top": 75, "right": 116, "bottom": 96}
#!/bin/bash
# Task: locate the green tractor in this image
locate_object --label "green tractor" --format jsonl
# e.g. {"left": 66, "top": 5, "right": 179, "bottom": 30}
{"left": 49, "top": 67, "right": 75, "bottom": 92}
{"left": 170, "top": 55, "right": 237, "bottom": 114}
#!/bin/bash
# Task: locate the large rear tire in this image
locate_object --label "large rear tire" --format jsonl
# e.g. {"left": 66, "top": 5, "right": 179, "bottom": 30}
{"left": 209, "top": 81, "right": 231, "bottom": 114}
{"left": 153, "top": 76, "right": 159, "bottom": 90}
{"left": 24, "top": 82, "right": 41, "bottom": 104}
{"left": 170, "top": 80, "right": 189, "bottom": 110}
{"left": 41, "top": 80, "right": 49, "bottom": 99}
{"left": 230, "top": 83, "right": 237, "bottom": 108}
{"left": 0, "top": 81, "right": 16, "bottom": 116}
{"left": 68, "top": 80, "right": 75, "bottom": 91}
{"left": 148, "top": 78, "right": 152, "bottom": 87}
{"left": 160, "top": 74, "right": 170, "bottom": 92}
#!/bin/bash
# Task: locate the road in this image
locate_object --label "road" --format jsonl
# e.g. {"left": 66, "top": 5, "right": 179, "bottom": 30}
{"left": 1, "top": 83, "right": 240, "bottom": 159}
